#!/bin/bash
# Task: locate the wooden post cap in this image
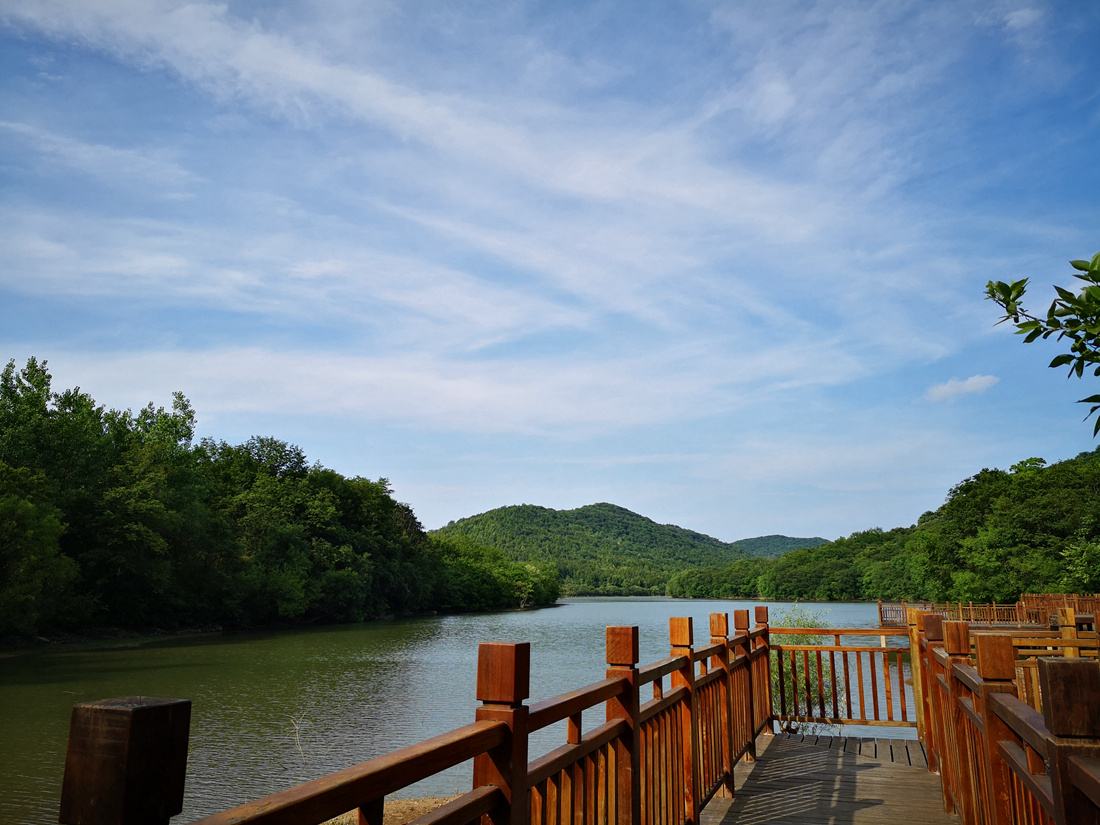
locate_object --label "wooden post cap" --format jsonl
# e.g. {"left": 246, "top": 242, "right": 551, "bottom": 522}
{"left": 754, "top": 606, "right": 769, "bottom": 624}
{"left": 476, "top": 642, "right": 530, "bottom": 705}
{"left": 944, "top": 621, "right": 970, "bottom": 655}
{"left": 59, "top": 696, "right": 191, "bottom": 825}
{"left": 709, "top": 612, "right": 729, "bottom": 638}
{"left": 669, "top": 617, "right": 693, "bottom": 647}
{"left": 924, "top": 615, "right": 944, "bottom": 641}
{"left": 606, "top": 626, "right": 639, "bottom": 666}
{"left": 976, "top": 635, "right": 1016, "bottom": 680}
{"left": 1038, "top": 659, "right": 1100, "bottom": 737}
{"left": 732, "top": 609, "right": 749, "bottom": 631}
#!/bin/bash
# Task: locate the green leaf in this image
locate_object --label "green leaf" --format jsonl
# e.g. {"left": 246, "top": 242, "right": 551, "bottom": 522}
{"left": 1023, "top": 328, "right": 1043, "bottom": 343}
{"left": 1080, "top": 395, "right": 1100, "bottom": 403}
{"left": 1071, "top": 259, "right": 1091, "bottom": 272}
{"left": 1055, "top": 285, "right": 1078, "bottom": 302}
{"left": 1050, "top": 354, "right": 1074, "bottom": 368}
{"left": 1093, "top": 415, "right": 1100, "bottom": 437}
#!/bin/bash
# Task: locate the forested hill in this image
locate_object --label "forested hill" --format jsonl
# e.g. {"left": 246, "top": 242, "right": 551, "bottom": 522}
{"left": 732, "top": 534, "right": 829, "bottom": 557}
{"left": 667, "top": 451, "right": 1100, "bottom": 603}
{"left": 434, "top": 503, "right": 826, "bottom": 595}
{"left": 0, "top": 358, "right": 558, "bottom": 640}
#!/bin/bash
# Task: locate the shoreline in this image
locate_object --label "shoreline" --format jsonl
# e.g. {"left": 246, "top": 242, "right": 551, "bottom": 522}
{"left": 323, "top": 797, "right": 461, "bottom": 825}
{"left": 0, "top": 602, "right": 563, "bottom": 658}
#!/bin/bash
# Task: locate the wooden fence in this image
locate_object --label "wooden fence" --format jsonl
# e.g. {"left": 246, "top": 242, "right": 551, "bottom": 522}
{"left": 878, "top": 600, "right": 1046, "bottom": 627}
{"left": 62, "top": 604, "right": 1100, "bottom": 825}
{"left": 880, "top": 594, "right": 1100, "bottom": 629}
{"left": 769, "top": 626, "right": 916, "bottom": 728}
{"left": 58, "top": 608, "right": 774, "bottom": 825}
{"left": 914, "top": 611, "right": 1100, "bottom": 824}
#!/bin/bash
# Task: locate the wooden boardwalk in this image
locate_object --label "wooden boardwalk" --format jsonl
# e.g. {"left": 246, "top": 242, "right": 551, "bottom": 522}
{"left": 702, "top": 734, "right": 954, "bottom": 825}
{"left": 769, "top": 732, "right": 928, "bottom": 769}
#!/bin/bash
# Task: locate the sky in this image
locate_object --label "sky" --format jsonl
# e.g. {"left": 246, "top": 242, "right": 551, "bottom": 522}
{"left": 2, "top": 1, "right": 1099, "bottom": 542}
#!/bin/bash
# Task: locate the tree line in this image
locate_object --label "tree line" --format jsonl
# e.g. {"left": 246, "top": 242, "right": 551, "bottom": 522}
{"left": 667, "top": 452, "right": 1100, "bottom": 602}
{"left": 0, "top": 358, "right": 558, "bottom": 639}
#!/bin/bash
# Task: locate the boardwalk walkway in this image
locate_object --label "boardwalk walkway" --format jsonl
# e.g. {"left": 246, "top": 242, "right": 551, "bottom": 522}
{"left": 702, "top": 733, "right": 954, "bottom": 825}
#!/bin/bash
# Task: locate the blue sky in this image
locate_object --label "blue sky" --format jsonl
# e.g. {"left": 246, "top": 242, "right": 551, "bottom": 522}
{"left": 2, "top": 1, "right": 1099, "bottom": 540}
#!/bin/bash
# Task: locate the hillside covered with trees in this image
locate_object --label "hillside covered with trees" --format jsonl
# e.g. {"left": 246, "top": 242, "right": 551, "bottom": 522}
{"left": 434, "top": 503, "right": 825, "bottom": 595}
{"left": 667, "top": 452, "right": 1100, "bottom": 602}
{"left": 0, "top": 358, "right": 558, "bottom": 639}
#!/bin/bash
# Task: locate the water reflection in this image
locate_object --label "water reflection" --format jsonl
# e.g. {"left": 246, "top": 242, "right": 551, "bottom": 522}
{"left": 0, "top": 598, "right": 877, "bottom": 823}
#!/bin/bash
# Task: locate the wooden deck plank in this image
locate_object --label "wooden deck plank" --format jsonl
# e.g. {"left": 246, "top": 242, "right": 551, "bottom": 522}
{"left": 701, "top": 734, "right": 953, "bottom": 825}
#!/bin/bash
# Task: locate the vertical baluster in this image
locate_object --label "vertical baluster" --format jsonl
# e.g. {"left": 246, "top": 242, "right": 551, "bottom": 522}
{"left": 870, "top": 651, "right": 880, "bottom": 721}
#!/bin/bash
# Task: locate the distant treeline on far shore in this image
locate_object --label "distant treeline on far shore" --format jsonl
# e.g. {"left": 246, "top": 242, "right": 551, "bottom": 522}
{"left": 667, "top": 452, "right": 1100, "bottom": 603}
{"left": 0, "top": 358, "right": 558, "bottom": 639}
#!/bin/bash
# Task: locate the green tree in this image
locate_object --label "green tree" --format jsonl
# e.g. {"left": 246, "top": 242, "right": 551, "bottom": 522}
{"left": 0, "top": 461, "right": 75, "bottom": 635}
{"left": 987, "top": 252, "right": 1100, "bottom": 434}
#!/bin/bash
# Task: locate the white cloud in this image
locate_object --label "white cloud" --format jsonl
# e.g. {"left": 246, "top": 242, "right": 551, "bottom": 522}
{"left": 0, "top": 120, "right": 199, "bottom": 193}
{"left": 2, "top": 340, "right": 869, "bottom": 437}
{"left": 925, "top": 374, "right": 1000, "bottom": 402}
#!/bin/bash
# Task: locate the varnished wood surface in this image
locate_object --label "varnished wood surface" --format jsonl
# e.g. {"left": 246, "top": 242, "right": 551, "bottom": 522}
{"left": 701, "top": 734, "right": 954, "bottom": 825}
{"left": 765, "top": 732, "right": 928, "bottom": 769}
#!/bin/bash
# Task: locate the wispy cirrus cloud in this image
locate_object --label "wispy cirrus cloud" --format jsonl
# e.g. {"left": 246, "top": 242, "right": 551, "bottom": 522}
{"left": 0, "top": 120, "right": 199, "bottom": 197}
{"left": 2, "top": 1, "right": 1097, "bottom": 536}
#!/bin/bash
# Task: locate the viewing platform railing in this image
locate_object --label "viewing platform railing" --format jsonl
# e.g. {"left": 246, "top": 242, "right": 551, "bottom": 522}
{"left": 57, "top": 608, "right": 773, "bottom": 825}
{"left": 55, "top": 603, "right": 1100, "bottom": 825}
{"left": 914, "top": 608, "right": 1100, "bottom": 824}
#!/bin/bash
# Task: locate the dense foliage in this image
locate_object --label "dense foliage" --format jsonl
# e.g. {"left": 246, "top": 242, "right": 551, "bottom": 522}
{"left": 986, "top": 252, "right": 1100, "bottom": 435}
{"left": 667, "top": 451, "right": 1100, "bottom": 602}
{"left": 0, "top": 358, "right": 558, "bottom": 638}
{"left": 434, "top": 503, "right": 824, "bottom": 595}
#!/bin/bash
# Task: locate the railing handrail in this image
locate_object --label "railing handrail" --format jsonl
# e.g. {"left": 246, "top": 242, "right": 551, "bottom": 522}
{"left": 527, "top": 676, "right": 627, "bottom": 732}
{"left": 191, "top": 720, "right": 508, "bottom": 825}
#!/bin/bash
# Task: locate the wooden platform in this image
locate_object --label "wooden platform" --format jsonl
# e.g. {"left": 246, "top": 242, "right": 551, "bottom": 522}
{"left": 702, "top": 733, "right": 954, "bottom": 824}
{"left": 770, "top": 732, "right": 928, "bottom": 769}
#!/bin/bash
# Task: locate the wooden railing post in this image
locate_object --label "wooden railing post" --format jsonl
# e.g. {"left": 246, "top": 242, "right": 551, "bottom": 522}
{"left": 474, "top": 642, "right": 531, "bottom": 825}
{"left": 733, "top": 609, "right": 756, "bottom": 760}
{"left": 907, "top": 607, "right": 926, "bottom": 742}
{"left": 1058, "top": 607, "right": 1079, "bottom": 658}
{"left": 670, "top": 617, "right": 699, "bottom": 825}
{"left": 59, "top": 697, "right": 191, "bottom": 825}
{"left": 920, "top": 613, "right": 944, "bottom": 774}
{"left": 708, "top": 612, "right": 735, "bottom": 797}
{"left": 1039, "top": 658, "right": 1100, "bottom": 825}
{"left": 754, "top": 606, "right": 773, "bottom": 736}
{"left": 941, "top": 620, "right": 971, "bottom": 818}
{"left": 974, "top": 634, "right": 1018, "bottom": 825}
{"left": 606, "top": 626, "right": 641, "bottom": 825}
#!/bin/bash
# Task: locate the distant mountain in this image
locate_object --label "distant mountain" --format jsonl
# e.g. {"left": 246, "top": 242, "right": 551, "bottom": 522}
{"left": 731, "top": 534, "right": 828, "bottom": 557}
{"left": 433, "top": 503, "right": 826, "bottom": 595}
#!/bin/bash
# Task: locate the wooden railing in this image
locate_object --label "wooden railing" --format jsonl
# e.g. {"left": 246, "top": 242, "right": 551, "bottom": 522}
{"left": 770, "top": 626, "right": 915, "bottom": 727}
{"left": 914, "top": 611, "right": 1100, "bottom": 825}
{"left": 1021, "top": 592, "right": 1100, "bottom": 620}
{"left": 881, "top": 594, "right": 1100, "bottom": 629}
{"left": 878, "top": 599, "right": 1046, "bottom": 627}
{"left": 58, "top": 608, "right": 775, "bottom": 825}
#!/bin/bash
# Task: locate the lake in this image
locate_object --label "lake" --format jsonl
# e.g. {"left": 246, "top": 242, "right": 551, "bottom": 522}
{"left": 1, "top": 598, "right": 882, "bottom": 823}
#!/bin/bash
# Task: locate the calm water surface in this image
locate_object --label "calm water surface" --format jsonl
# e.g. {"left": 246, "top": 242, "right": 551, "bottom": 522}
{"left": 1, "top": 598, "right": 879, "bottom": 824}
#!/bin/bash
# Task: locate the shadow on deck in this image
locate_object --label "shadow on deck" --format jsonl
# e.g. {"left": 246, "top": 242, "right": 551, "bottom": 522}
{"left": 702, "top": 733, "right": 955, "bottom": 825}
